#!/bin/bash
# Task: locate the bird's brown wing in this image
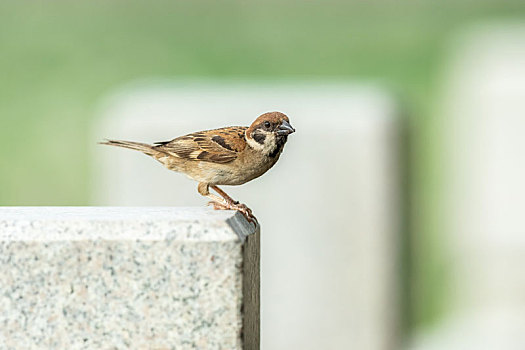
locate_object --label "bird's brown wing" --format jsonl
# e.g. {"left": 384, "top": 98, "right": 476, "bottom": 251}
{"left": 154, "top": 126, "right": 247, "bottom": 164}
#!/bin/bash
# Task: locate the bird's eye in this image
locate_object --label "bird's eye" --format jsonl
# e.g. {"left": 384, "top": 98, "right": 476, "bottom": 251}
{"left": 264, "top": 121, "right": 271, "bottom": 129}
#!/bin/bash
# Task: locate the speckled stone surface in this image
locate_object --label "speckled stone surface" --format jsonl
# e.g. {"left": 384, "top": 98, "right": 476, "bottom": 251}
{"left": 0, "top": 207, "right": 258, "bottom": 350}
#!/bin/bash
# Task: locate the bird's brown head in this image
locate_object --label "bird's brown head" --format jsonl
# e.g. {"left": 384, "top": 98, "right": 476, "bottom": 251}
{"left": 246, "top": 111, "right": 295, "bottom": 157}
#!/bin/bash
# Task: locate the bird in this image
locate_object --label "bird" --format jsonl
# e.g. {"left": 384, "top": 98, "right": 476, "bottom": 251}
{"left": 100, "top": 111, "right": 295, "bottom": 225}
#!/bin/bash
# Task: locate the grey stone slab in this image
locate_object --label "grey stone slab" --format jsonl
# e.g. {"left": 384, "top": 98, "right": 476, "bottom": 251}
{"left": 0, "top": 207, "right": 259, "bottom": 350}
{"left": 92, "top": 82, "right": 401, "bottom": 350}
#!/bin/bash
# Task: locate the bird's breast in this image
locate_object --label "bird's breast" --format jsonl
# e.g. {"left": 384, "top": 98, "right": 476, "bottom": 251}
{"left": 209, "top": 149, "right": 281, "bottom": 185}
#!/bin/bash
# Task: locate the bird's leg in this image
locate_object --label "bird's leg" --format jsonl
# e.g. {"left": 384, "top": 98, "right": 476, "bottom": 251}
{"left": 198, "top": 183, "right": 226, "bottom": 206}
{"left": 198, "top": 184, "right": 257, "bottom": 225}
{"left": 211, "top": 185, "right": 258, "bottom": 225}
{"left": 210, "top": 185, "right": 238, "bottom": 205}
{"left": 209, "top": 200, "right": 258, "bottom": 226}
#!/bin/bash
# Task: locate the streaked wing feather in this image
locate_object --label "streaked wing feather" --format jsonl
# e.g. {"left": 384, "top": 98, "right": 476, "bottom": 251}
{"left": 154, "top": 127, "right": 247, "bottom": 164}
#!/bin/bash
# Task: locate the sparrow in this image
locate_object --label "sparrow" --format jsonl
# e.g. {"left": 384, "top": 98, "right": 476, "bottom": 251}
{"left": 100, "top": 111, "right": 295, "bottom": 225}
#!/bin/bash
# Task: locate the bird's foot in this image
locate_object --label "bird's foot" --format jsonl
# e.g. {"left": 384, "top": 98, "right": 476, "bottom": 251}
{"left": 208, "top": 200, "right": 258, "bottom": 226}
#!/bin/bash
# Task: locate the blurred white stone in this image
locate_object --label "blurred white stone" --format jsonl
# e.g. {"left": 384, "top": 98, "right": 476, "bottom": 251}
{"left": 411, "top": 24, "right": 525, "bottom": 350}
{"left": 92, "top": 82, "right": 401, "bottom": 350}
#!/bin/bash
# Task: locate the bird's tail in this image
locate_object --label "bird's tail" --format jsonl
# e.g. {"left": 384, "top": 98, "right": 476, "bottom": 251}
{"left": 99, "top": 139, "right": 159, "bottom": 156}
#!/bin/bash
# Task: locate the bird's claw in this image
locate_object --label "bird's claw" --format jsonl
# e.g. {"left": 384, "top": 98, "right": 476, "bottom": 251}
{"left": 208, "top": 200, "right": 258, "bottom": 226}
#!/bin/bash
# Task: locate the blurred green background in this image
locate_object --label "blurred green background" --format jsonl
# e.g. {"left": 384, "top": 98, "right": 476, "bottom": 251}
{"left": 2, "top": 0, "right": 525, "bottom": 335}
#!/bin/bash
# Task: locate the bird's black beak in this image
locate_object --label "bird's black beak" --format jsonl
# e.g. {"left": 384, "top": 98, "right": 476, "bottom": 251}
{"left": 277, "top": 120, "right": 295, "bottom": 136}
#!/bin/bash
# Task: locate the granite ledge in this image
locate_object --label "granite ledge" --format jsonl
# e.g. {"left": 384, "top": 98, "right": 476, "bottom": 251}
{"left": 0, "top": 207, "right": 255, "bottom": 242}
{"left": 0, "top": 206, "right": 260, "bottom": 349}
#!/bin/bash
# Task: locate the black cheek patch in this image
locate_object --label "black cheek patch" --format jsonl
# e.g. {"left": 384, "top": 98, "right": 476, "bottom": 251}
{"left": 253, "top": 132, "right": 266, "bottom": 145}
